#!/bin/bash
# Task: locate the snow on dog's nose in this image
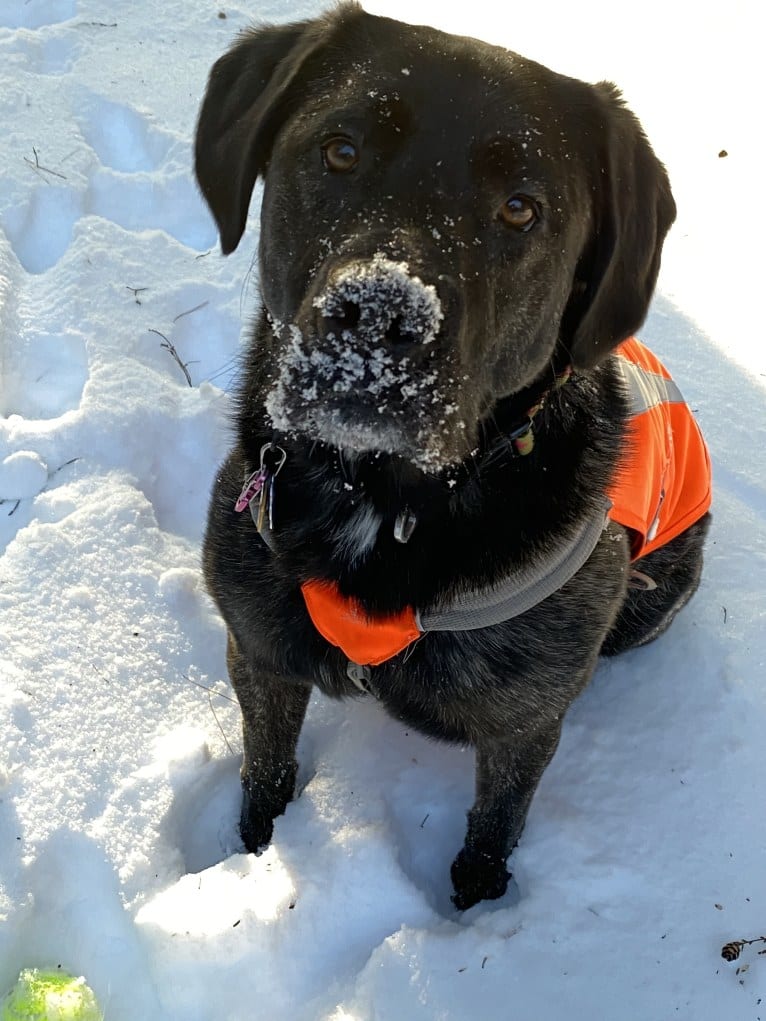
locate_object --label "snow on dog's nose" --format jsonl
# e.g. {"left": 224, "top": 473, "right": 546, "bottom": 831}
{"left": 265, "top": 253, "right": 463, "bottom": 469}
{"left": 313, "top": 254, "right": 443, "bottom": 354}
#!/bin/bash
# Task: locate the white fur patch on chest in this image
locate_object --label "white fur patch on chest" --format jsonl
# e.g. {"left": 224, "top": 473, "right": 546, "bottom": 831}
{"left": 331, "top": 501, "right": 382, "bottom": 567}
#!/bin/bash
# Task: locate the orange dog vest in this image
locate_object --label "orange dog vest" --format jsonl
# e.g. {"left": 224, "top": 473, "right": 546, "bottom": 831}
{"left": 301, "top": 338, "right": 712, "bottom": 666}
{"left": 608, "top": 337, "right": 711, "bottom": 558}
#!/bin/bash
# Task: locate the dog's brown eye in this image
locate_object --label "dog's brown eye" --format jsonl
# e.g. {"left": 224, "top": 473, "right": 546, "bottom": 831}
{"left": 499, "top": 195, "right": 540, "bottom": 231}
{"left": 322, "top": 137, "right": 359, "bottom": 173}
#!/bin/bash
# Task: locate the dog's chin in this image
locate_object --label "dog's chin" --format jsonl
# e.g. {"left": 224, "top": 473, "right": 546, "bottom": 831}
{"left": 264, "top": 393, "right": 468, "bottom": 475}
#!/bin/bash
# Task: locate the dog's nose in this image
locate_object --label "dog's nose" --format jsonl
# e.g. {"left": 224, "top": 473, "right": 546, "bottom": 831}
{"left": 314, "top": 255, "right": 443, "bottom": 353}
{"left": 320, "top": 299, "right": 412, "bottom": 349}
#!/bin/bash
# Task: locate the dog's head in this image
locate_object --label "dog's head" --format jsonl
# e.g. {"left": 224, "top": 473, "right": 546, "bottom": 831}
{"left": 196, "top": 3, "right": 675, "bottom": 473}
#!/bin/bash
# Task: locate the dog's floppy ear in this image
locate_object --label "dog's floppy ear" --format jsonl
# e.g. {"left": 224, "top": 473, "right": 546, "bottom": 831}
{"left": 195, "top": 15, "right": 334, "bottom": 255}
{"left": 562, "top": 83, "right": 676, "bottom": 370}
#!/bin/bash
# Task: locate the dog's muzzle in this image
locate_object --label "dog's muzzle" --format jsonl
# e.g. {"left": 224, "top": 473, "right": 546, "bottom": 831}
{"left": 265, "top": 254, "right": 467, "bottom": 470}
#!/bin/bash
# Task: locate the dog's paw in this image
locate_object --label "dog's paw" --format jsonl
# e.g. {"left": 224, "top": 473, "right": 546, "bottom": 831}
{"left": 239, "top": 760, "right": 299, "bottom": 854}
{"left": 239, "top": 790, "right": 277, "bottom": 854}
{"left": 450, "top": 847, "right": 511, "bottom": 911}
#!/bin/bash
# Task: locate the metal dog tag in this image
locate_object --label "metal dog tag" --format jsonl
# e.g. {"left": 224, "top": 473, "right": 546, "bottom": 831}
{"left": 394, "top": 507, "right": 418, "bottom": 544}
{"left": 255, "top": 443, "right": 286, "bottom": 533}
{"left": 256, "top": 484, "right": 269, "bottom": 532}
{"left": 347, "top": 661, "right": 372, "bottom": 691}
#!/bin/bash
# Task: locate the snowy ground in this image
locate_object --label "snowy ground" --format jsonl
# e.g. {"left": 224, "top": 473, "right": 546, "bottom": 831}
{"left": 1, "top": 1, "right": 764, "bottom": 1019}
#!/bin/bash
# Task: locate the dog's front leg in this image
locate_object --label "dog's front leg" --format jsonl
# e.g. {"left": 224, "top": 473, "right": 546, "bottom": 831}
{"left": 451, "top": 718, "right": 563, "bottom": 910}
{"left": 226, "top": 633, "right": 311, "bottom": 853}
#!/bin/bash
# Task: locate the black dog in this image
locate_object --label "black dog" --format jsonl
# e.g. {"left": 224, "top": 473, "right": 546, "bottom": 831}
{"left": 195, "top": 4, "right": 711, "bottom": 910}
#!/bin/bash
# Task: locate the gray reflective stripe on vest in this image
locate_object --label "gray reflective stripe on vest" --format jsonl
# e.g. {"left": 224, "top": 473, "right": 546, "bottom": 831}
{"left": 617, "top": 356, "right": 686, "bottom": 414}
{"left": 416, "top": 499, "right": 611, "bottom": 633}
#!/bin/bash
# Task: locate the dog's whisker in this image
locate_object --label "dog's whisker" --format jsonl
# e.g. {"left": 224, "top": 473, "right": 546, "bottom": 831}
{"left": 205, "top": 354, "right": 242, "bottom": 387}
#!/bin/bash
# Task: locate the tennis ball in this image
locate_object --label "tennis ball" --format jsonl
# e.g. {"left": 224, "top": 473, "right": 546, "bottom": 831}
{"left": 1, "top": 969, "right": 103, "bottom": 1021}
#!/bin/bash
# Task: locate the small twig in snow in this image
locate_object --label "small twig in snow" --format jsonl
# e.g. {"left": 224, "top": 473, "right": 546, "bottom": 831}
{"left": 126, "top": 285, "right": 148, "bottom": 305}
{"left": 1, "top": 499, "right": 21, "bottom": 517}
{"left": 173, "top": 300, "right": 209, "bottom": 323}
{"left": 149, "top": 328, "right": 193, "bottom": 386}
{"left": 88, "top": 660, "right": 110, "bottom": 683}
{"left": 182, "top": 674, "right": 236, "bottom": 755}
{"left": 208, "top": 692, "right": 235, "bottom": 756}
{"left": 181, "top": 674, "right": 238, "bottom": 705}
{"left": 24, "top": 147, "right": 67, "bottom": 181}
{"left": 54, "top": 457, "right": 81, "bottom": 476}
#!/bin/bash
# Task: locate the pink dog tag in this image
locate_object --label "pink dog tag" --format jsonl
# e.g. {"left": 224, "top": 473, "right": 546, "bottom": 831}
{"left": 234, "top": 468, "right": 267, "bottom": 512}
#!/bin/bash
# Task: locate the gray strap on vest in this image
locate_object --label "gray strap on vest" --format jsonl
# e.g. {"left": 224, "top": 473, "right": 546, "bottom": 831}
{"left": 416, "top": 500, "right": 610, "bottom": 632}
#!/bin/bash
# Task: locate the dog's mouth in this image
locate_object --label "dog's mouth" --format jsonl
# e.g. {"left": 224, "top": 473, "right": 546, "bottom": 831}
{"left": 264, "top": 255, "right": 472, "bottom": 472}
